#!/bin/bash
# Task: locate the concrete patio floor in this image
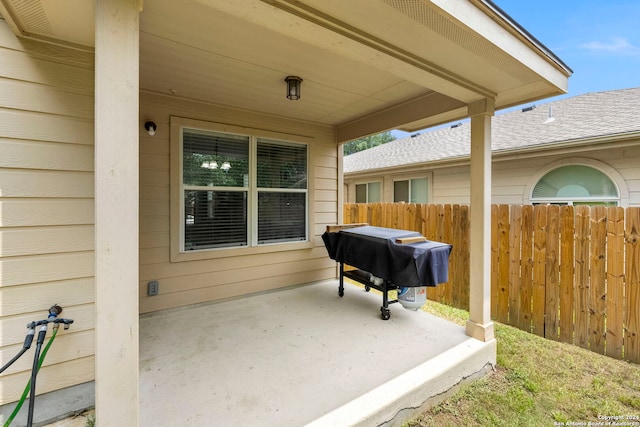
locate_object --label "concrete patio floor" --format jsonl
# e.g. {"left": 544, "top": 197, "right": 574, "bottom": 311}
{"left": 137, "top": 280, "right": 496, "bottom": 426}
{"left": 6, "top": 280, "right": 494, "bottom": 426}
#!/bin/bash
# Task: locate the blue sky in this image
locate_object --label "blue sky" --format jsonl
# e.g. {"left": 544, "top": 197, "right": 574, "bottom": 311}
{"left": 499, "top": 0, "right": 640, "bottom": 96}
{"left": 393, "top": 0, "right": 640, "bottom": 137}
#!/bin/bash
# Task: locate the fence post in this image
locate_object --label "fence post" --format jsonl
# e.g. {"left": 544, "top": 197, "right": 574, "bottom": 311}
{"left": 545, "top": 205, "right": 560, "bottom": 341}
{"left": 589, "top": 206, "right": 607, "bottom": 354}
{"left": 606, "top": 207, "right": 625, "bottom": 359}
{"left": 509, "top": 205, "right": 522, "bottom": 328}
{"left": 519, "top": 205, "right": 534, "bottom": 333}
{"left": 559, "top": 206, "right": 575, "bottom": 344}
{"left": 495, "top": 205, "right": 510, "bottom": 324}
{"left": 625, "top": 207, "right": 640, "bottom": 363}
{"left": 575, "top": 205, "right": 591, "bottom": 349}
{"left": 532, "top": 205, "right": 548, "bottom": 336}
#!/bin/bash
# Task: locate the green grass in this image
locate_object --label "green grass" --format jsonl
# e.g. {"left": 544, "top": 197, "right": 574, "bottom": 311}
{"left": 405, "top": 300, "right": 640, "bottom": 427}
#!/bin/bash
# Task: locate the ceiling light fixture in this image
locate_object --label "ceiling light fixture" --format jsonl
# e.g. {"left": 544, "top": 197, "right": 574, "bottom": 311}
{"left": 201, "top": 161, "right": 218, "bottom": 169}
{"left": 285, "top": 76, "right": 303, "bottom": 100}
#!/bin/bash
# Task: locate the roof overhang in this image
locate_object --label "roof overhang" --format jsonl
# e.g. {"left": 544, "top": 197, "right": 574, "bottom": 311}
{"left": 0, "top": 0, "right": 571, "bottom": 142}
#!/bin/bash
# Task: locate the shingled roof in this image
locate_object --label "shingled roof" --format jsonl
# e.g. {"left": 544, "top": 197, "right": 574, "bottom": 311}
{"left": 344, "top": 87, "right": 640, "bottom": 174}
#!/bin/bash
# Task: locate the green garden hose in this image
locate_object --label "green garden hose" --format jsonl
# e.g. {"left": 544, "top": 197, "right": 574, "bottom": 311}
{"left": 3, "top": 327, "right": 59, "bottom": 427}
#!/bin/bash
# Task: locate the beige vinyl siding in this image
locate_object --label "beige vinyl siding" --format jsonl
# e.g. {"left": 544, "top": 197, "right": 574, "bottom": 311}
{"left": 139, "top": 92, "right": 339, "bottom": 313}
{"left": 0, "top": 20, "right": 95, "bottom": 405}
{"left": 346, "top": 140, "right": 640, "bottom": 207}
{"left": 492, "top": 158, "right": 544, "bottom": 204}
{"left": 606, "top": 144, "right": 640, "bottom": 205}
{"left": 494, "top": 144, "right": 640, "bottom": 206}
{"left": 430, "top": 148, "right": 640, "bottom": 205}
{"left": 431, "top": 165, "right": 470, "bottom": 204}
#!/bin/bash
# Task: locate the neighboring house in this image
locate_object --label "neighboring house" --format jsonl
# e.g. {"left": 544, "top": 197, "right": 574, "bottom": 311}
{"left": 345, "top": 88, "right": 640, "bottom": 207}
{"left": 0, "top": 0, "right": 571, "bottom": 424}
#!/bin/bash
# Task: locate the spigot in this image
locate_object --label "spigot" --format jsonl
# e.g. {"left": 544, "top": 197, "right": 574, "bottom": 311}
{"left": 48, "top": 304, "right": 63, "bottom": 318}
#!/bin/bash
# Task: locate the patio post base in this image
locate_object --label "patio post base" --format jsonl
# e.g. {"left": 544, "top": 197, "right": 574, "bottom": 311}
{"left": 466, "top": 320, "right": 495, "bottom": 342}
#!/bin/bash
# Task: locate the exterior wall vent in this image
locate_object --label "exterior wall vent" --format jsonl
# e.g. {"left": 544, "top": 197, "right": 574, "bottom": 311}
{"left": 7, "top": 0, "right": 53, "bottom": 35}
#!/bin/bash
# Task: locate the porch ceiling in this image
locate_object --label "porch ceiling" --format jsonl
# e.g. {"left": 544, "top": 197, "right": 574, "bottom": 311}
{"left": 0, "top": 0, "right": 571, "bottom": 142}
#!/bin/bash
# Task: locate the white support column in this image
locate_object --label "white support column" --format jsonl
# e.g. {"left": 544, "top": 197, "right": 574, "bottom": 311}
{"left": 466, "top": 99, "right": 495, "bottom": 342}
{"left": 95, "top": 1, "right": 140, "bottom": 425}
{"left": 337, "top": 141, "right": 344, "bottom": 221}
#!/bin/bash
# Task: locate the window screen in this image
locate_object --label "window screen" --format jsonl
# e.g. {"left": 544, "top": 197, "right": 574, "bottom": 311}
{"left": 258, "top": 192, "right": 306, "bottom": 243}
{"left": 394, "top": 181, "right": 409, "bottom": 202}
{"left": 181, "top": 129, "right": 307, "bottom": 251}
{"left": 368, "top": 182, "right": 381, "bottom": 202}
{"left": 183, "top": 130, "right": 249, "bottom": 187}
{"left": 394, "top": 178, "right": 429, "bottom": 203}
{"left": 356, "top": 184, "right": 367, "bottom": 203}
{"left": 257, "top": 138, "right": 307, "bottom": 244}
{"left": 355, "top": 182, "right": 380, "bottom": 203}
{"left": 410, "top": 178, "right": 428, "bottom": 203}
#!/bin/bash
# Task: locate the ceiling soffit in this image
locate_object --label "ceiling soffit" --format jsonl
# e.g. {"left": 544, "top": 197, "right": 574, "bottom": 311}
{"left": 380, "top": 0, "right": 538, "bottom": 84}
{"left": 256, "top": 0, "right": 567, "bottom": 100}
{"left": 0, "top": 0, "right": 95, "bottom": 48}
{"left": 0, "top": 0, "right": 570, "bottom": 140}
{"left": 195, "top": 0, "right": 496, "bottom": 103}
{"left": 137, "top": 0, "right": 432, "bottom": 128}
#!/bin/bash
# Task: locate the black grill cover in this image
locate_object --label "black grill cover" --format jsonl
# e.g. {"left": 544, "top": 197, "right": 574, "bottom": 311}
{"left": 322, "top": 226, "right": 452, "bottom": 287}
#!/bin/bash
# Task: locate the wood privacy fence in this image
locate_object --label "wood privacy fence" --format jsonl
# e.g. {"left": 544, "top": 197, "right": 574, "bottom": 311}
{"left": 343, "top": 203, "right": 640, "bottom": 363}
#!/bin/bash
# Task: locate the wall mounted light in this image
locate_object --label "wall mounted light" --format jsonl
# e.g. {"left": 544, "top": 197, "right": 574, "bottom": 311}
{"left": 144, "top": 121, "right": 157, "bottom": 136}
{"left": 284, "top": 76, "right": 303, "bottom": 100}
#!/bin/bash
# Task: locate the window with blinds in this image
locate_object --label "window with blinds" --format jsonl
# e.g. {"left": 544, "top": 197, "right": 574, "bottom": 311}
{"left": 531, "top": 165, "right": 619, "bottom": 206}
{"left": 181, "top": 128, "right": 308, "bottom": 251}
{"left": 256, "top": 139, "right": 307, "bottom": 244}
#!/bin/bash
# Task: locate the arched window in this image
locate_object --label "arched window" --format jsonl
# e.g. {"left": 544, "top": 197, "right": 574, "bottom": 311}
{"left": 531, "top": 165, "right": 619, "bottom": 206}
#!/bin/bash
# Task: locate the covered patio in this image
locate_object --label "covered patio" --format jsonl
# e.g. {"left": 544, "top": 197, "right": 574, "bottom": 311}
{"left": 0, "top": 0, "right": 569, "bottom": 425}
{"left": 33, "top": 281, "right": 490, "bottom": 427}
{"left": 138, "top": 281, "right": 493, "bottom": 426}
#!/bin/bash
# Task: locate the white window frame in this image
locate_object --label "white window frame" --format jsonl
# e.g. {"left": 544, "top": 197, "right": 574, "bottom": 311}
{"left": 170, "top": 117, "right": 314, "bottom": 262}
{"left": 530, "top": 198, "right": 620, "bottom": 206}
{"left": 525, "top": 158, "right": 629, "bottom": 207}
